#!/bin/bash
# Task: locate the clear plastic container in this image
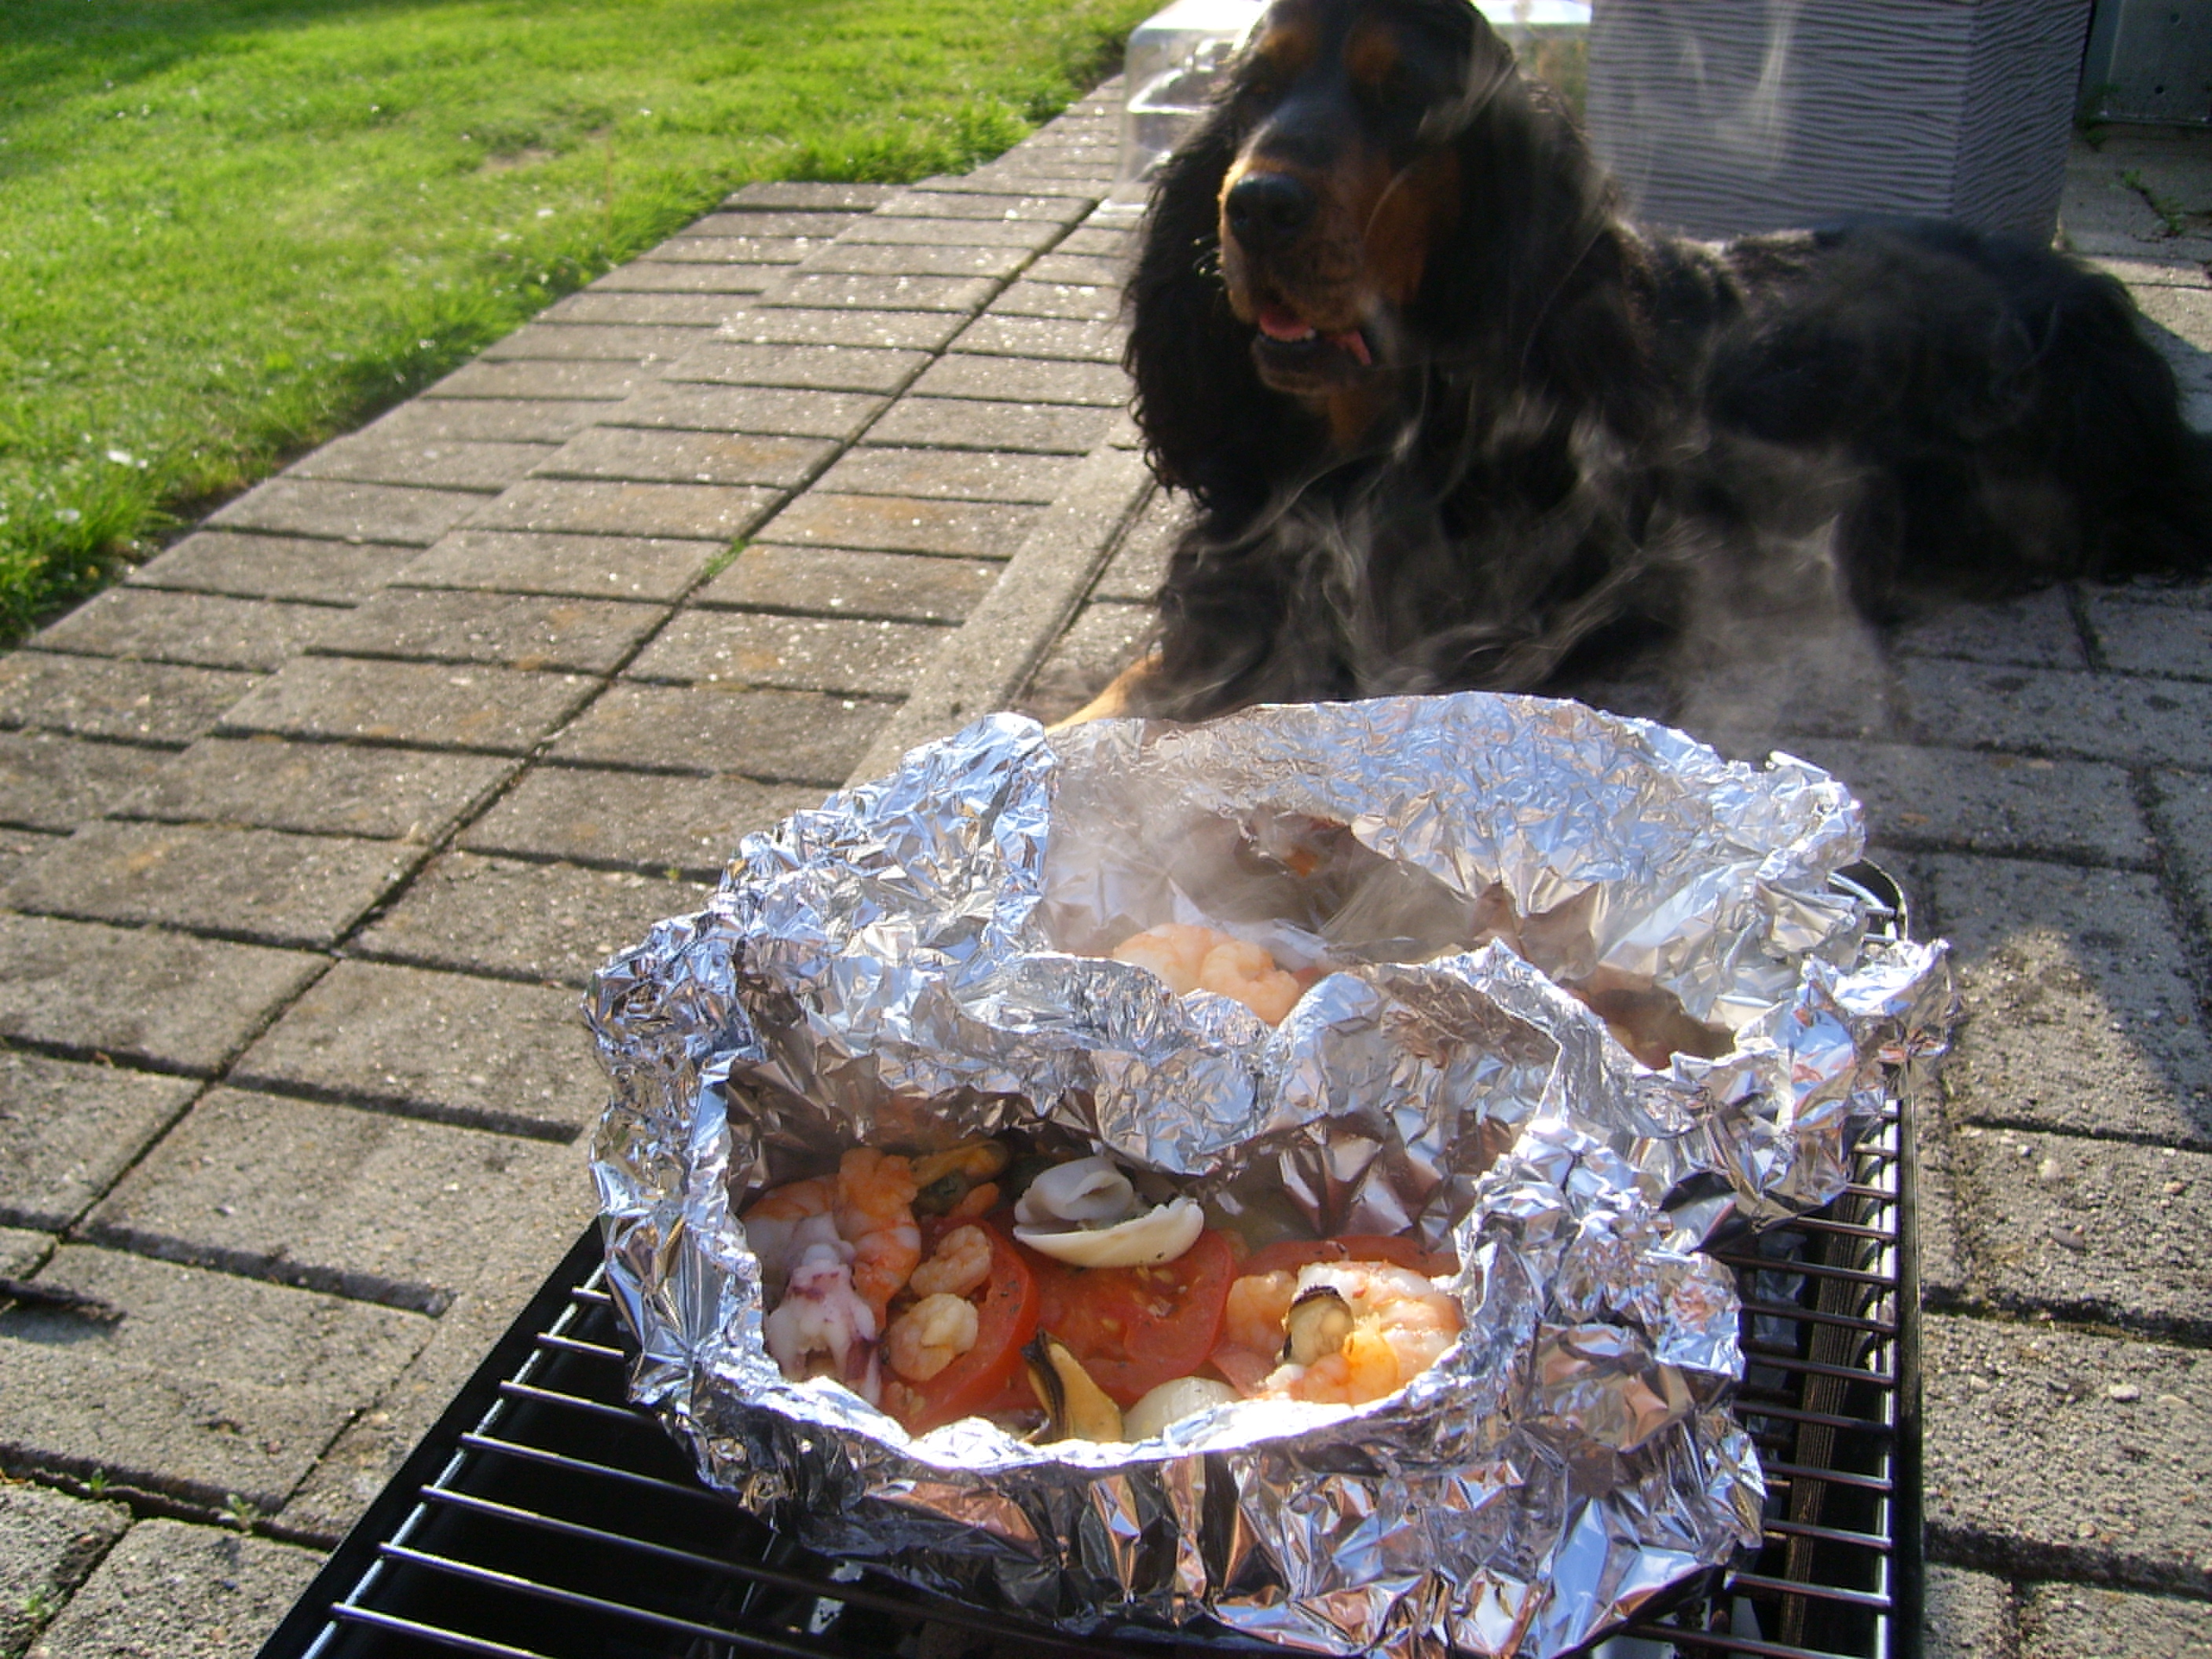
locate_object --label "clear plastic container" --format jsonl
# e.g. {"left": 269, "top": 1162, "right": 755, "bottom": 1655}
{"left": 1111, "top": 0, "right": 1591, "bottom": 200}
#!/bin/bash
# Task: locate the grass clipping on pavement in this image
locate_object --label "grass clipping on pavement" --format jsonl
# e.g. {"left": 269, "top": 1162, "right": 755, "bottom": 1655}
{"left": 0, "top": 0, "right": 1150, "bottom": 638}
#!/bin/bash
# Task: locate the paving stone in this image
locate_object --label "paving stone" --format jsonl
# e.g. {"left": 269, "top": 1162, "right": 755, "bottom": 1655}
{"left": 125, "top": 533, "right": 416, "bottom": 606}
{"left": 459, "top": 764, "right": 819, "bottom": 876}
{"left": 868, "top": 396, "right": 1115, "bottom": 454}
{"left": 277, "top": 1207, "right": 598, "bottom": 1540}
{"left": 756, "top": 492, "right": 1036, "bottom": 558}
{"left": 1899, "top": 660, "right": 2212, "bottom": 768}
{"left": 33, "top": 590, "right": 343, "bottom": 674}
{"left": 0, "top": 1228, "right": 53, "bottom": 1279}
{"left": 0, "top": 1247, "right": 426, "bottom": 1511}
{"left": 877, "top": 191, "right": 1092, "bottom": 225}
{"left": 423, "top": 358, "right": 645, "bottom": 402}
{"left": 952, "top": 314, "right": 1124, "bottom": 363}
{"left": 668, "top": 341, "right": 929, "bottom": 396}
{"left": 612, "top": 383, "right": 886, "bottom": 441}
{"left": 650, "top": 234, "right": 817, "bottom": 265}
{"left": 813, "top": 446, "right": 1079, "bottom": 504}
{"left": 1027, "top": 253, "right": 1130, "bottom": 287}
{"left": 479, "top": 322, "right": 702, "bottom": 362}
{"left": 698, "top": 544, "right": 996, "bottom": 624}
{"left": 2152, "top": 768, "right": 2212, "bottom": 941}
{"left": 205, "top": 480, "right": 482, "bottom": 548}
{"left": 0, "top": 654, "right": 260, "bottom": 748}
{"left": 0, "top": 731, "right": 172, "bottom": 833}
{"left": 684, "top": 211, "right": 859, "bottom": 239}
{"left": 2086, "top": 591, "right": 2212, "bottom": 679}
{"left": 464, "top": 478, "right": 779, "bottom": 542}
{"left": 542, "top": 290, "right": 750, "bottom": 326}
{"left": 910, "top": 354, "right": 1130, "bottom": 406}
{"left": 535, "top": 427, "right": 835, "bottom": 489}
{"left": 549, "top": 683, "right": 890, "bottom": 786}
{"left": 86, "top": 1088, "right": 589, "bottom": 1315}
{"left": 2018, "top": 1582, "right": 2212, "bottom": 1657}
{"left": 992, "top": 280, "right": 1122, "bottom": 321}
{"left": 2, "top": 820, "right": 423, "bottom": 950}
{"left": 115, "top": 736, "right": 512, "bottom": 844}
{"left": 1056, "top": 225, "right": 1134, "bottom": 257}
{"left": 1914, "top": 1064, "right": 1987, "bottom": 1308}
{"left": 1948, "top": 1121, "right": 2212, "bottom": 1335}
{"left": 587, "top": 259, "right": 781, "bottom": 295}
{"left": 395, "top": 529, "right": 721, "bottom": 602}
{"left": 1090, "top": 487, "right": 1181, "bottom": 600}
{"left": 0, "top": 1484, "right": 130, "bottom": 1659}
{"left": 0, "top": 915, "right": 321, "bottom": 1075}
{"left": 317, "top": 589, "right": 665, "bottom": 674}
{"left": 1017, "top": 599, "right": 1152, "bottom": 723}
{"left": 355, "top": 851, "right": 709, "bottom": 988}
{"left": 626, "top": 610, "right": 943, "bottom": 696}
{"left": 1925, "top": 853, "right": 2212, "bottom": 1148}
{"left": 727, "top": 181, "right": 893, "bottom": 211}
{"left": 1925, "top": 1565, "right": 2016, "bottom": 1659}
{"left": 804, "top": 243, "right": 1031, "bottom": 280}
{"left": 758, "top": 273, "right": 1002, "bottom": 313}
{"left": 1923, "top": 1314, "right": 2212, "bottom": 1592}
{"left": 1888, "top": 589, "right": 2085, "bottom": 668}
{"left": 353, "top": 397, "right": 609, "bottom": 446}
{"left": 842, "top": 217, "right": 1065, "bottom": 250}
{"left": 1780, "top": 739, "right": 2153, "bottom": 867}
{"left": 0, "top": 1051, "right": 196, "bottom": 1232}
{"left": 0, "top": 828, "right": 61, "bottom": 889}
{"left": 718, "top": 307, "right": 967, "bottom": 350}
{"left": 287, "top": 432, "right": 556, "bottom": 492}
{"left": 217, "top": 657, "right": 594, "bottom": 755}
{"left": 859, "top": 443, "right": 1153, "bottom": 770}
{"left": 232, "top": 960, "right": 600, "bottom": 1137}
{"left": 911, "top": 173, "right": 1097, "bottom": 202}
{"left": 20, "top": 1518, "right": 323, "bottom": 1659}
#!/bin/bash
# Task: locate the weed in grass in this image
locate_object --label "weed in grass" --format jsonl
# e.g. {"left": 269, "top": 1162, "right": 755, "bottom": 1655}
{"left": 0, "top": 0, "right": 1152, "bottom": 641}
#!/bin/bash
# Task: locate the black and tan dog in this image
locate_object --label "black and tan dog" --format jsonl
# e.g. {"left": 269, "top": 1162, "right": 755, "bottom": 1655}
{"left": 1079, "top": 0, "right": 2212, "bottom": 724}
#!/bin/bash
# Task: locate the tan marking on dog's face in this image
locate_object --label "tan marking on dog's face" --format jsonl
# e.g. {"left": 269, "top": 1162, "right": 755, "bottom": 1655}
{"left": 1358, "top": 145, "right": 1459, "bottom": 308}
{"left": 1344, "top": 21, "right": 1397, "bottom": 93}
{"left": 1247, "top": 5, "right": 1319, "bottom": 88}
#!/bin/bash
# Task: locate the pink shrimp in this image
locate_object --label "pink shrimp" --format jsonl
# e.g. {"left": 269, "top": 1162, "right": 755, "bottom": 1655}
{"left": 1211, "top": 1269, "right": 1298, "bottom": 1396}
{"left": 1114, "top": 925, "right": 1309, "bottom": 1025}
{"left": 1257, "top": 1262, "right": 1461, "bottom": 1406}
{"left": 739, "top": 1174, "right": 835, "bottom": 1295}
{"left": 1111, "top": 922, "right": 1219, "bottom": 995}
{"left": 1196, "top": 938, "right": 1305, "bottom": 1025}
{"left": 833, "top": 1147, "right": 921, "bottom": 1327}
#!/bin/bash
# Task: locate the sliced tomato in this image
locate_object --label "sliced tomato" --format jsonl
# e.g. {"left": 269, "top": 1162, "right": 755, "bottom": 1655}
{"left": 892, "top": 1220, "right": 1039, "bottom": 1434}
{"left": 1239, "top": 1233, "right": 1458, "bottom": 1280}
{"left": 1017, "top": 1228, "right": 1237, "bottom": 1407}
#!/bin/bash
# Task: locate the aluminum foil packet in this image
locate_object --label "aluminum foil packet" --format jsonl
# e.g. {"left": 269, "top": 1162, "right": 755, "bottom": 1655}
{"left": 588, "top": 692, "right": 1954, "bottom": 1659}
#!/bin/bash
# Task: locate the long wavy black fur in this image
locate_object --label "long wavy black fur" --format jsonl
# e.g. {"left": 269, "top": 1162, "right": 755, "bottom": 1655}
{"left": 1122, "top": 1, "right": 2212, "bottom": 720}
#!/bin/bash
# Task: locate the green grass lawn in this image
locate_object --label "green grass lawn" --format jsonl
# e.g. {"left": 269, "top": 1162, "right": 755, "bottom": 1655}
{"left": 0, "top": 0, "right": 1151, "bottom": 639}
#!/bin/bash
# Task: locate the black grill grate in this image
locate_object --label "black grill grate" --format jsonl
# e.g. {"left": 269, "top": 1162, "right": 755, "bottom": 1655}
{"left": 260, "top": 867, "right": 1920, "bottom": 1659}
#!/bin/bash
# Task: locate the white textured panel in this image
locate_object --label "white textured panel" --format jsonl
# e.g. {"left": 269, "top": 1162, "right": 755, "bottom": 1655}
{"left": 1586, "top": 0, "right": 2092, "bottom": 243}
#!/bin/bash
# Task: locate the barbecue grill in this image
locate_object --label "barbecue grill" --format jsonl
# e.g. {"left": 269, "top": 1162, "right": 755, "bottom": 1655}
{"left": 257, "top": 866, "right": 1922, "bottom": 1659}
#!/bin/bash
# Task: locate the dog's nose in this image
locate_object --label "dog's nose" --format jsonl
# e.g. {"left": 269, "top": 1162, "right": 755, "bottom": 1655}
{"left": 1225, "top": 172, "right": 1317, "bottom": 252}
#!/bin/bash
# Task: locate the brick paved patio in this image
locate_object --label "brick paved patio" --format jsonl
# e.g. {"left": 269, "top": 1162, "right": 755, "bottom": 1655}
{"left": 2, "top": 82, "right": 2210, "bottom": 1657}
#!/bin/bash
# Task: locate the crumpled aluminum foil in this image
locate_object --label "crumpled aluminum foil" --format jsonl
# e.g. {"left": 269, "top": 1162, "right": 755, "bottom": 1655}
{"left": 588, "top": 692, "right": 1954, "bottom": 1659}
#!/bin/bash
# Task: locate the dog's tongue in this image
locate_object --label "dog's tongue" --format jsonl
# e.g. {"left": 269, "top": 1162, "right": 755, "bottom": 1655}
{"left": 1257, "top": 305, "right": 1371, "bottom": 364}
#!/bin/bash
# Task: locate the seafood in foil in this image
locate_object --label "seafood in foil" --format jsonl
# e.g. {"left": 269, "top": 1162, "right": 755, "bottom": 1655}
{"left": 588, "top": 693, "right": 1954, "bottom": 1658}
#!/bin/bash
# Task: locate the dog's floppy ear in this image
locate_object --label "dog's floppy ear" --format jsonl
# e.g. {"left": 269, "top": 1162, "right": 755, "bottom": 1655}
{"left": 1125, "top": 108, "right": 1300, "bottom": 511}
